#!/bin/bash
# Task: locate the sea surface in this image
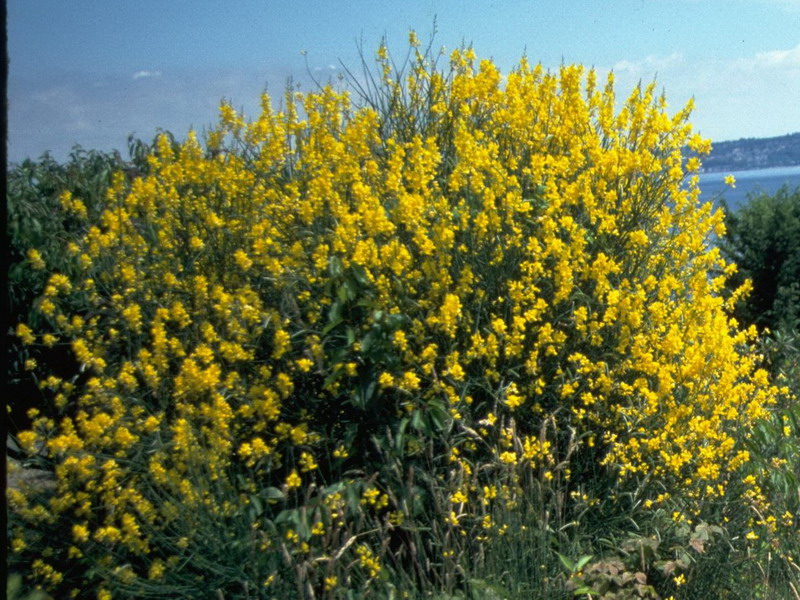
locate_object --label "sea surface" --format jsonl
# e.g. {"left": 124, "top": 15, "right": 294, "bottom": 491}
{"left": 697, "top": 165, "right": 800, "bottom": 213}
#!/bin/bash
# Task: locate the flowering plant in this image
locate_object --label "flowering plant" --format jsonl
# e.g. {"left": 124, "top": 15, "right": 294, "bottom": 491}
{"left": 8, "top": 36, "right": 795, "bottom": 599}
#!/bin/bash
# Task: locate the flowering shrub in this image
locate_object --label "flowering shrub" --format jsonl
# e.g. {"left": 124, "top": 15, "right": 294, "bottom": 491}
{"left": 8, "top": 37, "right": 795, "bottom": 599}
{"left": 7, "top": 145, "right": 152, "bottom": 436}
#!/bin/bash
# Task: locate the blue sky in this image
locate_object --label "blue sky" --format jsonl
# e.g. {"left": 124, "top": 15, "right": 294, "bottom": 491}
{"left": 7, "top": 0, "right": 800, "bottom": 163}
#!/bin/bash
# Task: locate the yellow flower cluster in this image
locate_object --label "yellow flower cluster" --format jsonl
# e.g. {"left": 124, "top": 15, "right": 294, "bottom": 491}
{"left": 10, "top": 41, "right": 782, "bottom": 596}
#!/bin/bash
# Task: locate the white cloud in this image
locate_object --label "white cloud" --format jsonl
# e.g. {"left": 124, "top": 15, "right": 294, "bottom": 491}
{"left": 312, "top": 64, "right": 341, "bottom": 73}
{"left": 132, "top": 70, "right": 162, "bottom": 80}
{"left": 683, "top": 46, "right": 800, "bottom": 140}
{"left": 749, "top": 43, "right": 800, "bottom": 68}
{"left": 612, "top": 52, "right": 684, "bottom": 75}
{"left": 725, "top": 44, "right": 800, "bottom": 84}
{"left": 596, "top": 44, "right": 800, "bottom": 141}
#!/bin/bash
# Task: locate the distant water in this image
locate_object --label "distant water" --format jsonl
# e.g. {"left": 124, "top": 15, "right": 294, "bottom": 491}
{"left": 697, "top": 165, "right": 800, "bottom": 212}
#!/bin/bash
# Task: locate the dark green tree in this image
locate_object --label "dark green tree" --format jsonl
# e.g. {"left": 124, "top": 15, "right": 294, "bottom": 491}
{"left": 720, "top": 185, "right": 800, "bottom": 334}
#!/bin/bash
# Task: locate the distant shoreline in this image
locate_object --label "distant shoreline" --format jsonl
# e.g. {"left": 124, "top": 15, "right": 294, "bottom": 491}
{"left": 700, "top": 162, "right": 800, "bottom": 174}
{"left": 698, "top": 131, "right": 800, "bottom": 173}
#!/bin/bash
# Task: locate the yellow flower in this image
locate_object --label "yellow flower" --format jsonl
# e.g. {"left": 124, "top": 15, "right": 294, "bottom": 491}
{"left": 148, "top": 560, "right": 165, "bottom": 580}
{"left": 233, "top": 249, "right": 253, "bottom": 270}
{"left": 437, "top": 294, "right": 462, "bottom": 338}
{"left": 27, "top": 248, "right": 46, "bottom": 269}
{"left": 122, "top": 304, "right": 143, "bottom": 332}
{"left": 393, "top": 330, "right": 409, "bottom": 351}
{"left": 311, "top": 521, "right": 325, "bottom": 536}
{"left": 289, "top": 425, "right": 306, "bottom": 445}
{"left": 39, "top": 298, "right": 56, "bottom": 316}
{"left": 285, "top": 470, "right": 302, "bottom": 490}
{"left": 324, "top": 575, "right": 338, "bottom": 590}
{"left": 17, "top": 430, "right": 38, "bottom": 453}
{"left": 11, "top": 537, "right": 27, "bottom": 553}
{"left": 356, "top": 544, "right": 382, "bottom": 577}
{"left": 450, "top": 490, "right": 468, "bottom": 504}
{"left": 400, "top": 371, "right": 420, "bottom": 390}
{"left": 500, "top": 451, "right": 517, "bottom": 464}
{"left": 68, "top": 524, "right": 85, "bottom": 544}
{"left": 299, "top": 451, "right": 318, "bottom": 472}
{"left": 272, "top": 329, "right": 291, "bottom": 359}
{"left": 504, "top": 383, "right": 523, "bottom": 410}
{"left": 16, "top": 323, "right": 35, "bottom": 345}
{"left": 295, "top": 357, "right": 313, "bottom": 372}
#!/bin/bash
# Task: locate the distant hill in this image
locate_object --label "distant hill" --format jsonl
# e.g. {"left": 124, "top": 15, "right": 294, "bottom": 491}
{"left": 699, "top": 132, "right": 800, "bottom": 173}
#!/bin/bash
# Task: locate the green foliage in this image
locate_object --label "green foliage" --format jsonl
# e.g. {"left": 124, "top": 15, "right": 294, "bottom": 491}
{"left": 7, "top": 147, "right": 121, "bottom": 433}
{"left": 5, "top": 137, "right": 171, "bottom": 433}
{"left": 720, "top": 185, "right": 800, "bottom": 333}
{"left": 718, "top": 185, "right": 800, "bottom": 599}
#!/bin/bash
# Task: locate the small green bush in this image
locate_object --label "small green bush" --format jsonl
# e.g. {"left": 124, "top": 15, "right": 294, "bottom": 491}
{"left": 6, "top": 138, "right": 165, "bottom": 434}
{"left": 720, "top": 185, "right": 800, "bottom": 334}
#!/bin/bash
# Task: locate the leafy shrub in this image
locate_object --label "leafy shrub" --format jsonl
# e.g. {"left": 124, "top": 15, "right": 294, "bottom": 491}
{"left": 718, "top": 187, "right": 800, "bottom": 597}
{"left": 7, "top": 36, "right": 792, "bottom": 599}
{"left": 6, "top": 137, "right": 166, "bottom": 434}
{"left": 720, "top": 185, "right": 800, "bottom": 334}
